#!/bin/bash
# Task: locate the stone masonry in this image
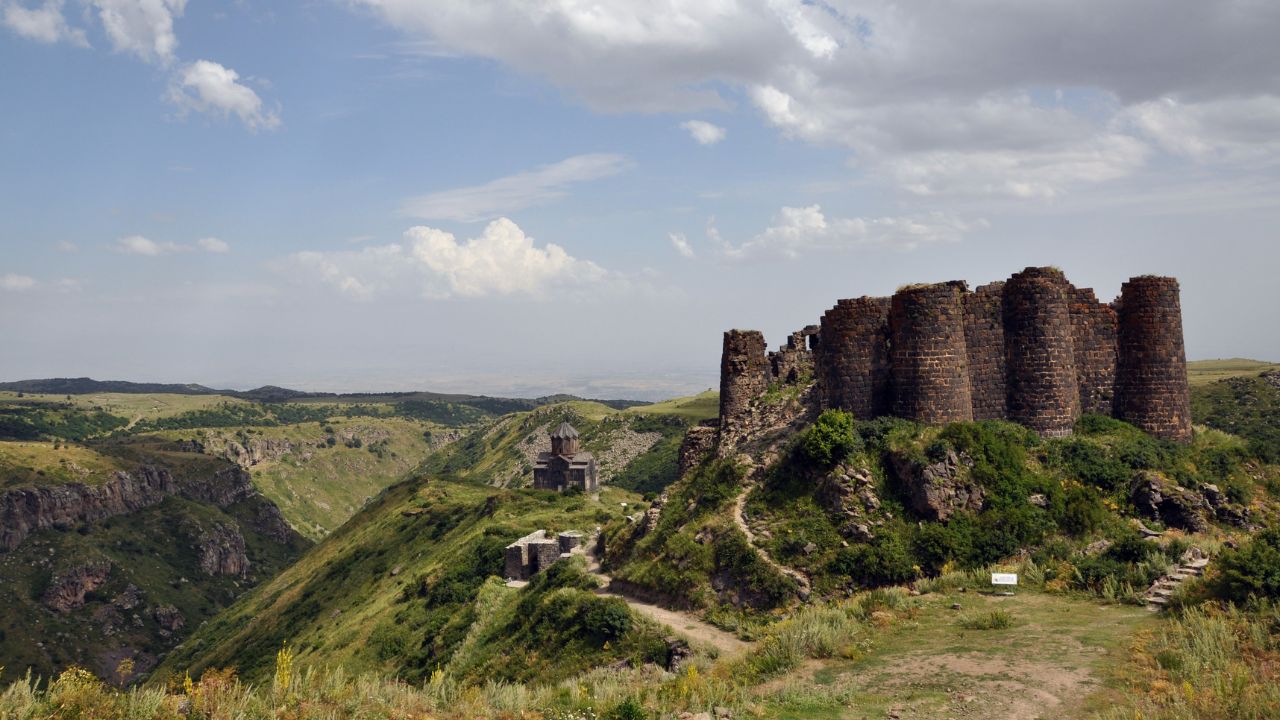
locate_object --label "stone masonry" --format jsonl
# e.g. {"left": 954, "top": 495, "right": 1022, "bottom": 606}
{"left": 1114, "top": 276, "right": 1193, "bottom": 441}
{"left": 719, "top": 330, "right": 770, "bottom": 434}
{"left": 715, "top": 266, "right": 1193, "bottom": 442}
{"left": 504, "top": 529, "right": 585, "bottom": 581}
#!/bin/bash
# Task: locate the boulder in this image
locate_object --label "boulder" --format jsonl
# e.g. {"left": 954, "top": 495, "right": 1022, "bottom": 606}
{"left": 1129, "top": 471, "right": 1211, "bottom": 533}
{"left": 890, "top": 450, "right": 983, "bottom": 521}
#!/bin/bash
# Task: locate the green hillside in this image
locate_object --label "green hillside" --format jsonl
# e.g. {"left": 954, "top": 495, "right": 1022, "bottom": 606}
{"left": 0, "top": 441, "right": 310, "bottom": 684}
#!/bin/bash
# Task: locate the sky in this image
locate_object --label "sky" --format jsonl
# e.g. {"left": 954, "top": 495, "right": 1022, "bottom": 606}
{"left": 2, "top": 1, "right": 1278, "bottom": 400}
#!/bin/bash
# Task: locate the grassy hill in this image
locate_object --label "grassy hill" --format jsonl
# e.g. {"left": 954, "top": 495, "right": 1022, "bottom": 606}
{"left": 1186, "top": 358, "right": 1280, "bottom": 385}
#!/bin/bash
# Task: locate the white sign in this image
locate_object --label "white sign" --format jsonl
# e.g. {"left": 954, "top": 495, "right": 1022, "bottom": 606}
{"left": 991, "top": 573, "right": 1018, "bottom": 586}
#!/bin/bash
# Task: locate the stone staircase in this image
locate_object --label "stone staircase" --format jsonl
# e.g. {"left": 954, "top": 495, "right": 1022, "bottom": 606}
{"left": 1145, "top": 554, "right": 1210, "bottom": 610}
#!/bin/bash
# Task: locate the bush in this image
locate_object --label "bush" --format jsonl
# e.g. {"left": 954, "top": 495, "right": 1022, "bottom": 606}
{"left": 582, "top": 597, "right": 632, "bottom": 639}
{"left": 796, "top": 410, "right": 861, "bottom": 469}
{"left": 1213, "top": 528, "right": 1280, "bottom": 603}
{"left": 829, "top": 534, "right": 916, "bottom": 587}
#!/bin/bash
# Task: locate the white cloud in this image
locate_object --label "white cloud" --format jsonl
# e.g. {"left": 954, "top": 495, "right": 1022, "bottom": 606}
{"left": 113, "top": 234, "right": 228, "bottom": 255}
{"left": 680, "top": 120, "right": 726, "bottom": 145}
{"left": 1, "top": 273, "right": 38, "bottom": 291}
{"left": 668, "top": 232, "right": 695, "bottom": 259}
{"left": 55, "top": 278, "right": 81, "bottom": 292}
{"left": 289, "top": 218, "right": 610, "bottom": 300}
{"left": 402, "top": 154, "right": 631, "bottom": 222}
{"left": 55, "top": 240, "right": 78, "bottom": 252}
{"left": 353, "top": 1, "right": 1280, "bottom": 198}
{"left": 197, "top": 236, "right": 229, "bottom": 253}
{"left": 1124, "top": 95, "right": 1280, "bottom": 162}
{"left": 713, "top": 205, "right": 983, "bottom": 260}
{"left": 169, "top": 60, "right": 281, "bottom": 131}
{"left": 89, "top": 0, "right": 184, "bottom": 64}
{"left": 2, "top": 0, "right": 87, "bottom": 46}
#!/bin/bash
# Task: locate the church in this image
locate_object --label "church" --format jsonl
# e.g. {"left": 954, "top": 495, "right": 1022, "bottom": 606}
{"left": 532, "top": 421, "right": 598, "bottom": 492}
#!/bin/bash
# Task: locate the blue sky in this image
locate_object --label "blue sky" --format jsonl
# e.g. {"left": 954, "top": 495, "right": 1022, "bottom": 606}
{"left": 3, "top": 1, "right": 1279, "bottom": 399}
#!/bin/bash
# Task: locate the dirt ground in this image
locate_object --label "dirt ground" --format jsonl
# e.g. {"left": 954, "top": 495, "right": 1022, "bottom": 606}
{"left": 754, "top": 591, "right": 1156, "bottom": 720}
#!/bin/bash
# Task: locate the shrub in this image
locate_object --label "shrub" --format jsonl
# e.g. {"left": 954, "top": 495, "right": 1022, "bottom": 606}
{"left": 796, "top": 410, "right": 861, "bottom": 469}
{"left": 582, "top": 597, "right": 632, "bottom": 639}
{"left": 829, "top": 534, "right": 916, "bottom": 587}
{"left": 1212, "top": 528, "right": 1280, "bottom": 603}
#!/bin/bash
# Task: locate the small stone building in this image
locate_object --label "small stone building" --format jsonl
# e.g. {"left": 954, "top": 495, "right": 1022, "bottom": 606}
{"left": 503, "top": 529, "right": 585, "bottom": 580}
{"left": 533, "top": 422, "right": 598, "bottom": 492}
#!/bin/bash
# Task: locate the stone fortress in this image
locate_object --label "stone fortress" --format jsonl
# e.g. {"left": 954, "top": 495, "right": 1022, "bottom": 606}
{"left": 716, "top": 267, "right": 1193, "bottom": 443}
{"left": 533, "top": 422, "right": 599, "bottom": 492}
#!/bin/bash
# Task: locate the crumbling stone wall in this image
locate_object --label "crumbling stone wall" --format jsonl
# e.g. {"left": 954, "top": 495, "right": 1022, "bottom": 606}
{"left": 1114, "top": 276, "right": 1193, "bottom": 441}
{"left": 678, "top": 424, "right": 718, "bottom": 477}
{"left": 890, "top": 282, "right": 973, "bottom": 424}
{"left": 1070, "top": 287, "right": 1119, "bottom": 416}
{"left": 814, "top": 297, "right": 892, "bottom": 420}
{"left": 769, "top": 329, "right": 815, "bottom": 383}
{"left": 1003, "top": 267, "right": 1080, "bottom": 437}
{"left": 719, "top": 330, "right": 769, "bottom": 433}
{"left": 963, "top": 282, "right": 1008, "bottom": 420}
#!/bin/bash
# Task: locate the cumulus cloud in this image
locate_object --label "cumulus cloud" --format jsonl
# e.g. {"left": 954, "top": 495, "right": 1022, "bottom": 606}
{"left": 2, "top": 0, "right": 87, "bottom": 46}
{"left": 402, "top": 154, "right": 631, "bottom": 222}
{"left": 169, "top": 60, "right": 281, "bottom": 131}
{"left": 113, "top": 234, "right": 231, "bottom": 255}
{"left": 668, "top": 232, "right": 695, "bottom": 259}
{"left": 1, "top": 273, "right": 38, "bottom": 291}
{"left": 289, "top": 218, "right": 610, "bottom": 300}
{"left": 681, "top": 120, "right": 726, "bottom": 145}
{"left": 196, "top": 236, "right": 230, "bottom": 253}
{"left": 89, "top": 0, "right": 184, "bottom": 64}
{"left": 711, "top": 205, "right": 983, "bottom": 260}
{"left": 353, "top": 0, "right": 1280, "bottom": 197}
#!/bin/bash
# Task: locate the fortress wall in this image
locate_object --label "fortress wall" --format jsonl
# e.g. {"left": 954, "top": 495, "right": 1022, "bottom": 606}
{"left": 1070, "top": 287, "right": 1119, "bottom": 416}
{"left": 889, "top": 282, "right": 974, "bottom": 424}
{"left": 719, "top": 329, "right": 770, "bottom": 432}
{"left": 814, "top": 297, "right": 892, "bottom": 420}
{"left": 1114, "top": 276, "right": 1193, "bottom": 442}
{"left": 963, "top": 282, "right": 1008, "bottom": 420}
{"left": 1003, "top": 267, "right": 1080, "bottom": 437}
{"left": 770, "top": 329, "right": 815, "bottom": 383}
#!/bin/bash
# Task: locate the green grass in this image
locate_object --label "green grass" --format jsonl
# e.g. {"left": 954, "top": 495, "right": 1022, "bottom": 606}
{"left": 624, "top": 391, "right": 719, "bottom": 423}
{"left": 142, "top": 417, "right": 443, "bottom": 539}
{"left": 153, "top": 477, "right": 647, "bottom": 685}
{"left": 0, "top": 440, "right": 131, "bottom": 488}
{"left": 1187, "top": 358, "right": 1280, "bottom": 386}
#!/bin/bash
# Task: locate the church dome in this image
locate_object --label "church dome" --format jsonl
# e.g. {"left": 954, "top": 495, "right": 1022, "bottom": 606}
{"left": 550, "top": 422, "right": 580, "bottom": 439}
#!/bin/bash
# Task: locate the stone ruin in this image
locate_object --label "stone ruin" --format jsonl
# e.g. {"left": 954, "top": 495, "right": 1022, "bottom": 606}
{"left": 503, "top": 529, "right": 584, "bottom": 581}
{"left": 715, "top": 267, "right": 1192, "bottom": 443}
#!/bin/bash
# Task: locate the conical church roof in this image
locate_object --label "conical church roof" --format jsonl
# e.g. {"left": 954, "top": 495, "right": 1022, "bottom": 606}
{"left": 550, "top": 421, "right": 580, "bottom": 439}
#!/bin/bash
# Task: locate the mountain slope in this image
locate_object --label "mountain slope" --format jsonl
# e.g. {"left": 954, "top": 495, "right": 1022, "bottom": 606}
{"left": 0, "top": 440, "right": 310, "bottom": 683}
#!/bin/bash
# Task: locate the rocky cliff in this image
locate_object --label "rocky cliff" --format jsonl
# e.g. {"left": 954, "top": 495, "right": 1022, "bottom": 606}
{"left": 0, "top": 465, "right": 256, "bottom": 551}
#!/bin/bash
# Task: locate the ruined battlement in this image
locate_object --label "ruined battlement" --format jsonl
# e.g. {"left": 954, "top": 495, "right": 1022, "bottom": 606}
{"left": 716, "top": 267, "right": 1192, "bottom": 442}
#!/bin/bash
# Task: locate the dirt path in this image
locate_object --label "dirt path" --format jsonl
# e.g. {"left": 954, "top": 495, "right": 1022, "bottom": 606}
{"left": 585, "top": 540, "right": 750, "bottom": 657}
{"left": 732, "top": 483, "right": 811, "bottom": 596}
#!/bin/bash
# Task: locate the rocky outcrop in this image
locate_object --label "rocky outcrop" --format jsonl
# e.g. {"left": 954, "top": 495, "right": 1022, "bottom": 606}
{"left": 223, "top": 438, "right": 296, "bottom": 467}
{"left": 152, "top": 605, "right": 185, "bottom": 637}
{"left": 249, "top": 499, "right": 296, "bottom": 543}
{"left": 195, "top": 522, "right": 250, "bottom": 577}
{"left": 42, "top": 559, "right": 112, "bottom": 613}
{"left": 0, "top": 465, "right": 256, "bottom": 551}
{"left": 1130, "top": 471, "right": 1211, "bottom": 532}
{"left": 817, "top": 464, "right": 882, "bottom": 541}
{"left": 890, "top": 450, "right": 983, "bottom": 521}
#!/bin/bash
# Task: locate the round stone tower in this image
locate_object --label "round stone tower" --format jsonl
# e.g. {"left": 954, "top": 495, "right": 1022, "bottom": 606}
{"left": 1003, "top": 267, "right": 1080, "bottom": 437}
{"left": 719, "top": 329, "right": 769, "bottom": 432}
{"left": 889, "top": 282, "right": 973, "bottom": 424}
{"left": 1114, "top": 276, "right": 1193, "bottom": 442}
{"left": 815, "top": 296, "right": 892, "bottom": 420}
{"left": 963, "top": 282, "right": 1008, "bottom": 421}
